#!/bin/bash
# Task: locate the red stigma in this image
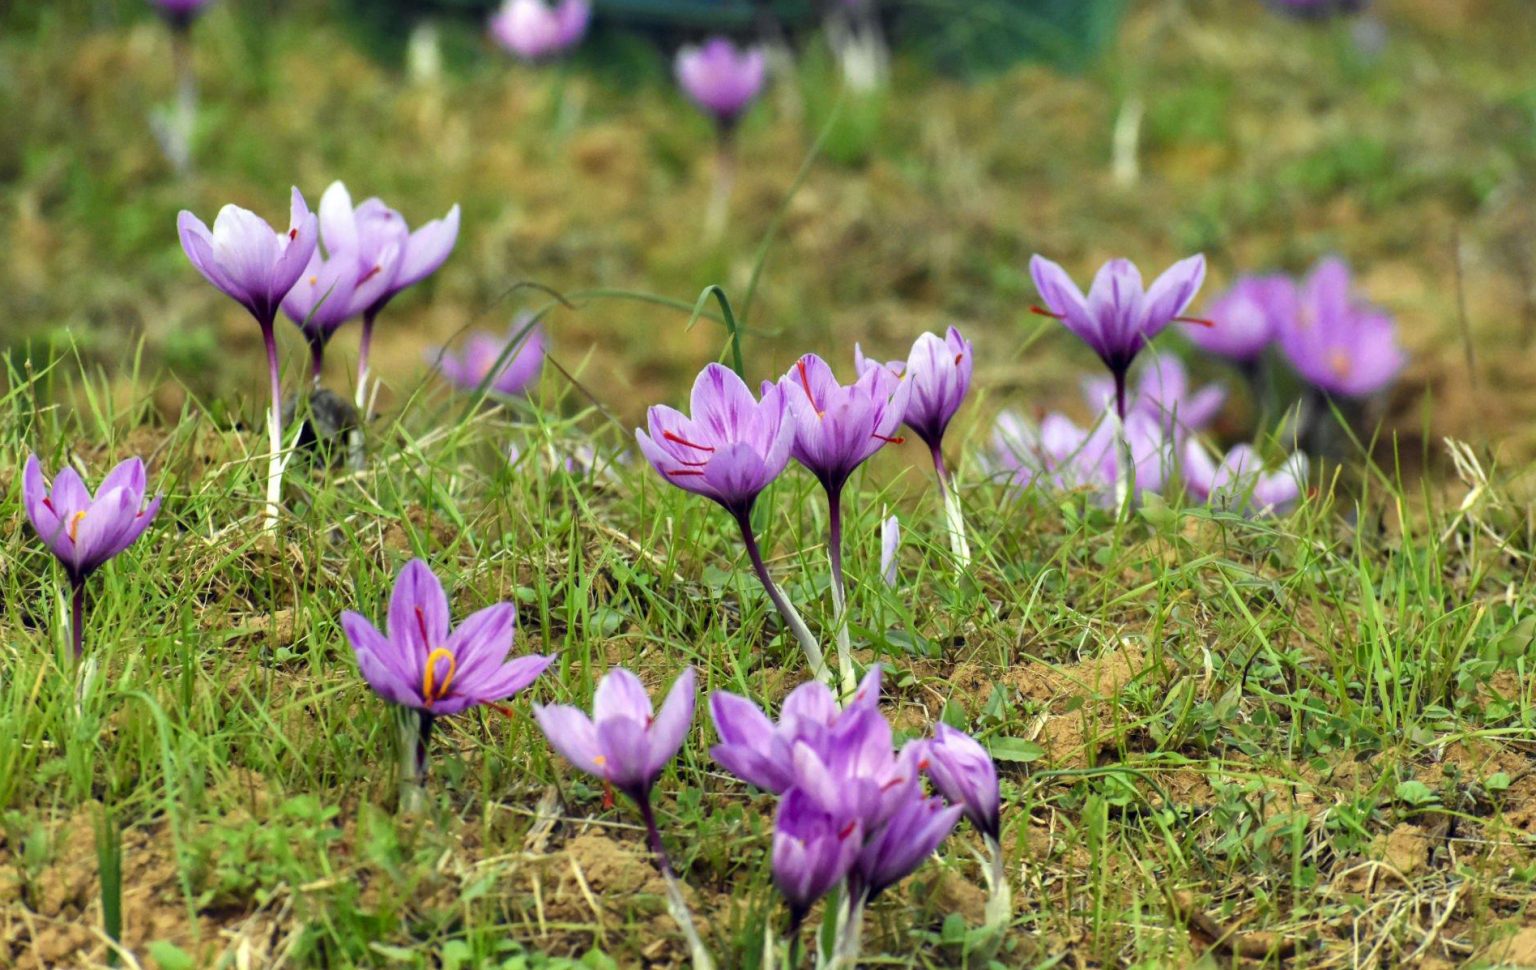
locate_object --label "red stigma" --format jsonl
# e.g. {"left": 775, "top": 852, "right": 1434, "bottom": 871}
{"left": 288, "top": 228, "right": 298, "bottom": 241}
{"left": 1029, "top": 305, "right": 1064, "bottom": 320}
{"left": 489, "top": 703, "right": 517, "bottom": 720}
{"left": 666, "top": 469, "right": 706, "bottom": 477}
{"left": 871, "top": 433, "right": 905, "bottom": 445}
{"left": 414, "top": 606, "right": 431, "bottom": 647}
{"left": 918, "top": 758, "right": 930, "bottom": 771}
{"left": 663, "top": 430, "right": 715, "bottom": 453}
{"left": 1175, "top": 316, "right": 1216, "bottom": 329}
{"left": 41, "top": 498, "right": 55, "bottom": 513}
{"left": 838, "top": 821, "right": 858, "bottom": 840}
{"left": 361, "top": 264, "right": 383, "bottom": 283}
{"left": 880, "top": 776, "right": 907, "bottom": 792}
{"left": 602, "top": 782, "right": 615, "bottom": 810}
{"left": 954, "top": 353, "right": 964, "bottom": 365}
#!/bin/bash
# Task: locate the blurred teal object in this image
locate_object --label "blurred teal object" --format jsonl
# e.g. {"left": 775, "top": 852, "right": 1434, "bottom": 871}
{"left": 890, "top": 0, "right": 1128, "bottom": 77}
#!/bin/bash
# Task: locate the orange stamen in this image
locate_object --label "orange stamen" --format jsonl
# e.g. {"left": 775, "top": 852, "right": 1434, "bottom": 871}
{"left": 797, "top": 359, "right": 824, "bottom": 417}
{"left": 1029, "top": 305, "right": 1064, "bottom": 320}
{"left": 68, "top": 511, "right": 87, "bottom": 543}
{"left": 1328, "top": 349, "right": 1352, "bottom": 379}
{"left": 1175, "top": 316, "right": 1215, "bottom": 329}
{"left": 421, "top": 648, "right": 457, "bottom": 707}
{"left": 871, "top": 433, "right": 905, "bottom": 444}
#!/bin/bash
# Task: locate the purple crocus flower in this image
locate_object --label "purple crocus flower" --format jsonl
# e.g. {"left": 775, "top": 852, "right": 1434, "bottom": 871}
{"left": 856, "top": 327, "right": 974, "bottom": 565}
{"left": 772, "top": 788, "right": 863, "bottom": 930}
{"left": 774, "top": 353, "right": 909, "bottom": 691}
{"left": 340, "top": 558, "right": 553, "bottom": 719}
{"left": 710, "top": 666, "right": 882, "bottom": 794}
{"left": 1191, "top": 274, "right": 1296, "bottom": 363}
{"left": 790, "top": 705, "right": 922, "bottom": 832}
{"left": 534, "top": 667, "right": 696, "bottom": 804}
{"left": 281, "top": 249, "right": 360, "bottom": 385}
{"left": 637, "top": 364, "right": 827, "bottom": 681}
{"left": 1081, "top": 356, "right": 1226, "bottom": 438}
{"left": 1277, "top": 257, "right": 1405, "bottom": 398}
{"left": 150, "top": 0, "right": 212, "bottom": 29}
{"left": 920, "top": 724, "right": 1000, "bottom": 841}
{"left": 178, "top": 188, "right": 317, "bottom": 528}
{"left": 855, "top": 792, "right": 962, "bottom": 900}
{"left": 1183, "top": 441, "right": 1307, "bottom": 515}
{"left": 431, "top": 319, "right": 546, "bottom": 397}
{"left": 314, "top": 181, "right": 461, "bottom": 412}
{"left": 1030, "top": 255, "right": 1208, "bottom": 418}
{"left": 489, "top": 0, "right": 592, "bottom": 62}
{"left": 23, "top": 455, "right": 162, "bottom": 660}
{"left": 675, "top": 37, "right": 768, "bottom": 130}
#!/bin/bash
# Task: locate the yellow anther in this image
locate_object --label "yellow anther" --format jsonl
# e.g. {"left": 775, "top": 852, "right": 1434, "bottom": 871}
{"left": 421, "top": 648, "right": 457, "bottom": 706}
{"left": 1328, "top": 349, "right": 1351, "bottom": 379}
{"left": 593, "top": 755, "right": 607, "bottom": 767}
{"left": 68, "top": 511, "right": 87, "bottom": 543}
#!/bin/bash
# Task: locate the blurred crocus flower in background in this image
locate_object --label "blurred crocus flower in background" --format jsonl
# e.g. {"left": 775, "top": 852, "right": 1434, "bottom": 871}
{"left": 1183, "top": 441, "right": 1307, "bottom": 515}
{"left": 1081, "top": 355, "right": 1225, "bottom": 439}
{"left": 1192, "top": 274, "right": 1296, "bottom": 364}
{"left": 637, "top": 364, "right": 827, "bottom": 682}
{"left": 856, "top": 326, "right": 975, "bottom": 566}
{"left": 774, "top": 353, "right": 909, "bottom": 692}
{"left": 430, "top": 318, "right": 546, "bottom": 398}
{"left": 341, "top": 559, "right": 553, "bottom": 800}
{"left": 1030, "top": 255, "right": 1208, "bottom": 420}
{"left": 534, "top": 667, "right": 715, "bottom": 967}
{"left": 989, "top": 409, "right": 1171, "bottom": 505}
{"left": 675, "top": 37, "right": 768, "bottom": 130}
{"left": 772, "top": 788, "right": 863, "bottom": 932}
{"left": 23, "top": 455, "right": 162, "bottom": 660}
{"left": 149, "top": 0, "right": 213, "bottom": 29}
{"left": 489, "top": 0, "right": 592, "bottom": 61}
{"left": 1277, "top": 257, "right": 1405, "bottom": 399}
{"left": 178, "top": 188, "right": 317, "bottom": 529}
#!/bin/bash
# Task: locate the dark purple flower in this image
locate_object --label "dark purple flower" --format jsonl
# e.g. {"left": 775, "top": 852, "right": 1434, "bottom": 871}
{"left": 431, "top": 318, "right": 545, "bottom": 397}
{"left": 855, "top": 793, "right": 962, "bottom": 900}
{"left": 710, "top": 667, "right": 882, "bottom": 793}
{"left": 23, "top": 455, "right": 161, "bottom": 585}
{"left": 1030, "top": 254, "right": 1207, "bottom": 415}
{"left": 534, "top": 667, "right": 696, "bottom": 802}
{"left": 636, "top": 363, "right": 793, "bottom": 518}
{"left": 1183, "top": 441, "right": 1307, "bottom": 515}
{"left": 341, "top": 559, "right": 554, "bottom": 717}
{"left": 775, "top": 353, "right": 909, "bottom": 494}
{"left": 676, "top": 38, "right": 767, "bottom": 128}
{"left": 920, "top": 724, "right": 1000, "bottom": 840}
{"left": 772, "top": 788, "right": 863, "bottom": 929}
{"left": 1277, "top": 257, "right": 1405, "bottom": 398}
{"left": 1081, "top": 356, "right": 1226, "bottom": 438}
{"left": 489, "top": 0, "right": 591, "bottom": 61}
{"left": 178, "top": 188, "right": 318, "bottom": 329}
{"left": 1192, "top": 274, "right": 1296, "bottom": 363}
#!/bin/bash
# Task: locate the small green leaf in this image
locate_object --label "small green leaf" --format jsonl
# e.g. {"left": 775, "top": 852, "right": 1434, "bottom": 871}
{"left": 1394, "top": 780, "right": 1437, "bottom": 806}
{"left": 988, "top": 737, "right": 1045, "bottom": 763}
{"left": 146, "top": 942, "right": 196, "bottom": 970}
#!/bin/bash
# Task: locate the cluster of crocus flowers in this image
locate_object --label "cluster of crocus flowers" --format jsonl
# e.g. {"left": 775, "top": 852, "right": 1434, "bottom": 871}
{"left": 773, "top": 353, "right": 909, "bottom": 692}
{"left": 1183, "top": 442, "right": 1307, "bottom": 515}
{"left": 710, "top": 667, "right": 999, "bottom": 962}
{"left": 987, "top": 408, "right": 1171, "bottom": 506}
{"left": 429, "top": 316, "right": 546, "bottom": 398}
{"left": 22, "top": 455, "right": 162, "bottom": 662}
{"left": 857, "top": 326, "right": 976, "bottom": 566}
{"left": 1080, "top": 355, "right": 1225, "bottom": 441}
{"left": 488, "top": 0, "right": 592, "bottom": 62}
{"left": 533, "top": 668, "right": 713, "bottom": 968}
{"left": 341, "top": 559, "right": 554, "bottom": 805}
{"left": 636, "top": 364, "right": 828, "bottom": 682}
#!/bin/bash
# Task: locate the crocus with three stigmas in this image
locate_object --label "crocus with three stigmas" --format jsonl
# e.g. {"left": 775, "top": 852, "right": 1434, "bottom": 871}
{"left": 637, "top": 363, "right": 828, "bottom": 682}
{"left": 178, "top": 188, "right": 317, "bottom": 528}
{"left": 23, "top": 455, "right": 162, "bottom": 662}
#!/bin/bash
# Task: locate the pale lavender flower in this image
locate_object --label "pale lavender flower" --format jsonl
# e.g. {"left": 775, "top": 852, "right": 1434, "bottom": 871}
{"left": 920, "top": 724, "right": 1000, "bottom": 840}
{"left": 1182, "top": 441, "right": 1307, "bottom": 515}
{"left": 1277, "top": 257, "right": 1405, "bottom": 398}
{"left": 880, "top": 515, "right": 900, "bottom": 588}
{"left": 855, "top": 793, "right": 962, "bottom": 900}
{"left": 489, "top": 0, "right": 592, "bottom": 61}
{"left": 1081, "top": 356, "right": 1226, "bottom": 438}
{"left": 1192, "top": 274, "right": 1296, "bottom": 363}
{"left": 431, "top": 319, "right": 546, "bottom": 397}
{"left": 989, "top": 409, "right": 1171, "bottom": 505}
{"left": 675, "top": 37, "right": 768, "bottom": 128}
{"left": 773, "top": 788, "right": 863, "bottom": 930}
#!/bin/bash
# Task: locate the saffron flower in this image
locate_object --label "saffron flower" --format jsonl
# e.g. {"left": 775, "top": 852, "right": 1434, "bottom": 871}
{"left": 922, "top": 723, "right": 1009, "bottom": 934}
{"left": 22, "top": 455, "right": 162, "bottom": 660}
{"left": 1192, "top": 274, "right": 1296, "bottom": 364}
{"left": 533, "top": 667, "right": 713, "bottom": 967}
{"left": 489, "top": 0, "right": 592, "bottom": 61}
{"left": 710, "top": 666, "right": 883, "bottom": 794}
{"left": 150, "top": 0, "right": 212, "bottom": 29}
{"left": 856, "top": 327, "right": 974, "bottom": 565}
{"left": 637, "top": 364, "right": 827, "bottom": 682}
{"left": 1029, "top": 254, "right": 1208, "bottom": 419}
{"left": 281, "top": 248, "right": 360, "bottom": 385}
{"left": 314, "top": 182, "right": 461, "bottom": 416}
{"left": 1081, "top": 355, "right": 1226, "bottom": 439}
{"left": 790, "top": 705, "right": 923, "bottom": 833}
{"left": 855, "top": 793, "right": 962, "bottom": 900}
{"left": 341, "top": 559, "right": 554, "bottom": 793}
{"left": 430, "top": 318, "right": 545, "bottom": 397}
{"left": 178, "top": 187, "right": 318, "bottom": 529}
{"left": 773, "top": 788, "right": 863, "bottom": 932}
{"left": 675, "top": 37, "right": 768, "bottom": 130}
{"left": 1277, "top": 257, "right": 1405, "bottom": 398}
{"left": 775, "top": 354, "right": 909, "bottom": 692}
{"left": 1183, "top": 441, "right": 1307, "bottom": 515}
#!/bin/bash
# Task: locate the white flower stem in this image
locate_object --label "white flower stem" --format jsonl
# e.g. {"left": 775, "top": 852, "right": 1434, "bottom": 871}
{"left": 930, "top": 445, "right": 971, "bottom": 567}
{"left": 397, "top": 709, "right": 431, "bottom": 813}
{"left": 982, "top": 834, "right": 1012, "bottom": 937}
{"left": 260, "top": 324, "right": 284, "bottom": 531}
{"left": 826, "top": 489, "right": 857, "bottom": 697}
{"left": 832, "top": 888, "right": 867, "bottom": 967}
